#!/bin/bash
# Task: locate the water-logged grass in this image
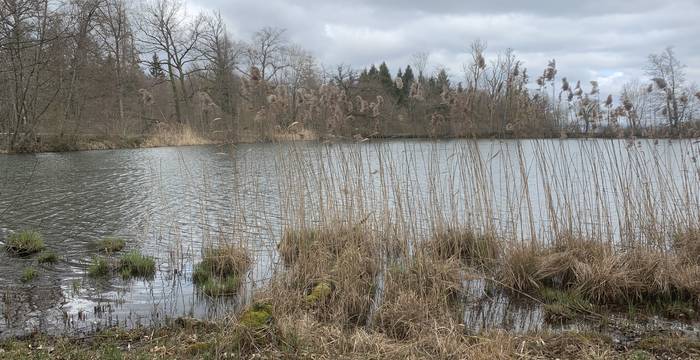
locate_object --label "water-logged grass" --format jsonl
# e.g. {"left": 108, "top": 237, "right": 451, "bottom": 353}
{"left": 5, "top": 230, "right": 45, "bottom": 256}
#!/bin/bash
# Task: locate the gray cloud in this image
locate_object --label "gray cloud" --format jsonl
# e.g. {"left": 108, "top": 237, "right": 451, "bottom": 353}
{"left": 191, "top": 0, "right": 700, "bottom": 93}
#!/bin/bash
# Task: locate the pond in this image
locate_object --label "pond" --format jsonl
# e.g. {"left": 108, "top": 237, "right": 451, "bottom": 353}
{"left": 0, "top": 139, "right": 698, "bottom": 339}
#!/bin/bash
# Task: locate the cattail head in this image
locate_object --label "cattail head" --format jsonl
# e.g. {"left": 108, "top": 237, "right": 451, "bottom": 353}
{"left": 536, "top": 77, "right": 545, "bottom": 87}
{"left": 561, "top": 77, "right": 570, "bottom": 92}
{"left": 623, "top": 97, "right": 633, "bottom": 111}
{"left": 605, "top": 94, "right": 613, "bottom": 107}
{"left": 695, "top": 91, "right": 700, "bottom": 101}
{"left": 680, "top": 94, "right": 689, "bottom": 104}
{"left": 544, "top": 59, "right": 557, "bottom": 81}
{"left": 590, "top": 81, "right": 599, "bottom": 95}
{"left": 647, "top": 83, "right": 654, "bottom": 93}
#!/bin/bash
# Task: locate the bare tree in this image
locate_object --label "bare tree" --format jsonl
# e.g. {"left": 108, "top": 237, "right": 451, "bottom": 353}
{"left": 645, "top": 47, "right": 688, "bottom": 127}
{"left": 410, "top": 51, "right": 429, "bottom": 81}
{"left": 137, "top": 0, "right": 203, "bottom": 124}
{"left": 95, "top": 0, "right": 135, "bottom": 125}
{"left": 239, "top": 26, "right": 289, "bottom": 82}
{"left": 0, "top": 0, "right": 65, "bottom": 150}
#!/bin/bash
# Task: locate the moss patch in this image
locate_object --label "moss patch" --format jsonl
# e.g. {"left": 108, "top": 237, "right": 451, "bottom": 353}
{"left": 305, "top": 281, "right": 333, "bottom": 304}
{"left": 239, "top": 303, "right": 273, "bottom": 329}
{"left": 193, "top": 245, "right": 250, "bottom": 297}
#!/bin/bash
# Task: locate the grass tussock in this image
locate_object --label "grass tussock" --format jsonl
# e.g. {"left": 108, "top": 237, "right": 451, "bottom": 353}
{"left": 274, "top": 225, "right": 381, "bottom": 326}
{"left": 5, "top": 230, "right": 45, "bottom": 256}
{"left": 119, "top": 251, "right": 156, "bottom": 279}
{"left": 142, "top": 123, "right": 213, "bottom": 148}
{"left": 95, "top": 237, "right": 126, "bottom": 253}
{"left": 374, "top": 255, "right": 463, "bottom": 340}
{"left": 422, "top": 227, "right": 499, "bottom": 267}
{"left": 87, "top": 257, "right": 112, "bottom": 278}
{"left": 496, "top": 235, "right": 700, "bottom": 316}
{"left": 193, "top": 244, "right": 251, "bottom": 297}
{"left": 673, "top": 227, "right": 700, "bottom": 265}
{"left": 20, "top": 267, "right": 38, "bottom": 283}
{"left": 37, "top": 251, "right": 59, "bottom": 265}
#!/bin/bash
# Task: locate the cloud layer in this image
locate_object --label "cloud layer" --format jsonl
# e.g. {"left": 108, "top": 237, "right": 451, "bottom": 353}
{"left": 191, "top": 0, "right": 700, "bottom": 93}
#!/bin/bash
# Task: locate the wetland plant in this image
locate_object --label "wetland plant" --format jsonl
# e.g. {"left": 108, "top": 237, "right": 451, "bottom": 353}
{"left": 20, "top": 267, "right": 38, "bottom": 283}
{"left": 5, "top": 230, "right": 45, "bottom": 256}
{"left": 88, "top": 257, "right": 111, "bottom": 278}
{"left": 95, "top": 237, "right": 126, "bottom": 253}
{"left": 119, "top": 251, "right": 156, "bottom": 279}
{"left": 193, "top": 245, "right": 251, "bottom": 297}
{"left": 37, "top": 251, "right": 59, "bottom": 265}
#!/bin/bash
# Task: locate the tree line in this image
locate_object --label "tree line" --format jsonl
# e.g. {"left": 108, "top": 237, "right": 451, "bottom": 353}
{"left": 1, "top": 0, "right": 698, "bottom": 152}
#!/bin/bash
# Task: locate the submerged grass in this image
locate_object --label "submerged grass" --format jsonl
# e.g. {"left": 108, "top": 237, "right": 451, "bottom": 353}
{"left": 5, "top": 230, "right": 45, "bottom": 256}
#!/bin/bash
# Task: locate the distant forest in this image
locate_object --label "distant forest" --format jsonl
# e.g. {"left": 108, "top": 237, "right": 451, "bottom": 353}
{"left": 2, "top": 0, "right": 699, "bottom": 152}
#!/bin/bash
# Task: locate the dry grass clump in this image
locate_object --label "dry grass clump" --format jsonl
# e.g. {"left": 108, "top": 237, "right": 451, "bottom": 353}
{"left": 422, "top": 227, "right": 500, "bottom": 267}
{"left": 374, "top": 255, "right": 463, "bottom": 340}
{"left": 193, "top": 245, "right": 251, "bottom": 297}
{"left": 274, "top": 225, "right": 381, "bottom": 326}
{"left": 497, "top": 235, "right": 700, "bottom": 314}
{"left": 498, "top": 242, "right": 544, "bottom": 294}
{"left": 142, "top": 123, "right": 213, "bottom": 148}
{"left": 672, "top": 227, "right": 700, "bottom": 265}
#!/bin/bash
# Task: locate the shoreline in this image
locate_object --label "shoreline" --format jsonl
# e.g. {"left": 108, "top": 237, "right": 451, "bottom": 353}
{"left": 3, "top": 131, "right": 700, "bottom": 155}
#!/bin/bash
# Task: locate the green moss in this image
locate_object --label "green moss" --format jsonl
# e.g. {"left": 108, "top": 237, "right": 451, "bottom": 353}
{"left": 20, "top": 267, "right": 38, "bottom": 283}
{"left": 88, "top": 257, "right": 111, "bottom": 278}
{"left": 119, "top": 251, "right": 156, "bottom": 279}
{"left": 37, "top": 250, "right": 59, "bottom": 264}
{"left": 6, "top": 230, "right": 45, "bottom": 256}
{"left": 305, "top": 281, "right": 333, "bottom": 304}
{"left": 96, "top": 237, "right": 126, "bottom": 253}
{"left": 192, "top": 245, "right": 250, "bottom": 297}
{"left": 199, "top": 275, "right": 240, "bottom": 297}
{"left": 240, "top": 303, "right": 273, "bottom": 329}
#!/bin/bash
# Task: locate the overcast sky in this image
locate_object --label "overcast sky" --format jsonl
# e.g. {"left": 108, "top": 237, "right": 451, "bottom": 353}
{"left": 190, "top": 0, "right": 699, "bottom": 94}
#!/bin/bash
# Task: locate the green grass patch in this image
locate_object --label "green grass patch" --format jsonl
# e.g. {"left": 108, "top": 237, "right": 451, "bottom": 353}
{"left": 37, "top": 250, "right": 59, "bottom": 264}
{"left": 119, "top": 251, "right": 156, "bottom": 279}
{"left": 193, "top": 245, "right": 250, "bottom": 297}
{"left": 20, "top": 267, "right": 38, "bottom": 283}
{"left": 239, "top": 303, "right": 273, "bottom": 329}
{"left": 95, "top": 237, "right": 126, "bottom": 253}
{"left": 88, "top": 257, "right": 111, "bottom": 278}
{"left": 539, "top": 287, "right": 594, "bottom": 323}
{"left": 5, "top": 230, "right": 45, "bottom": 256}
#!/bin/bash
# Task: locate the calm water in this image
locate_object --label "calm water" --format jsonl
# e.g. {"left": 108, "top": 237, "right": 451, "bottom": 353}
{"left": 0, "top": 139, "right": 698, "bottom": 338}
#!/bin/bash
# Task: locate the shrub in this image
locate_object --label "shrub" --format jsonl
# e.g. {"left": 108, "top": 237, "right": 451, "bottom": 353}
{"left": 6, "top": 230, "right": 45, "bottom": 256}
